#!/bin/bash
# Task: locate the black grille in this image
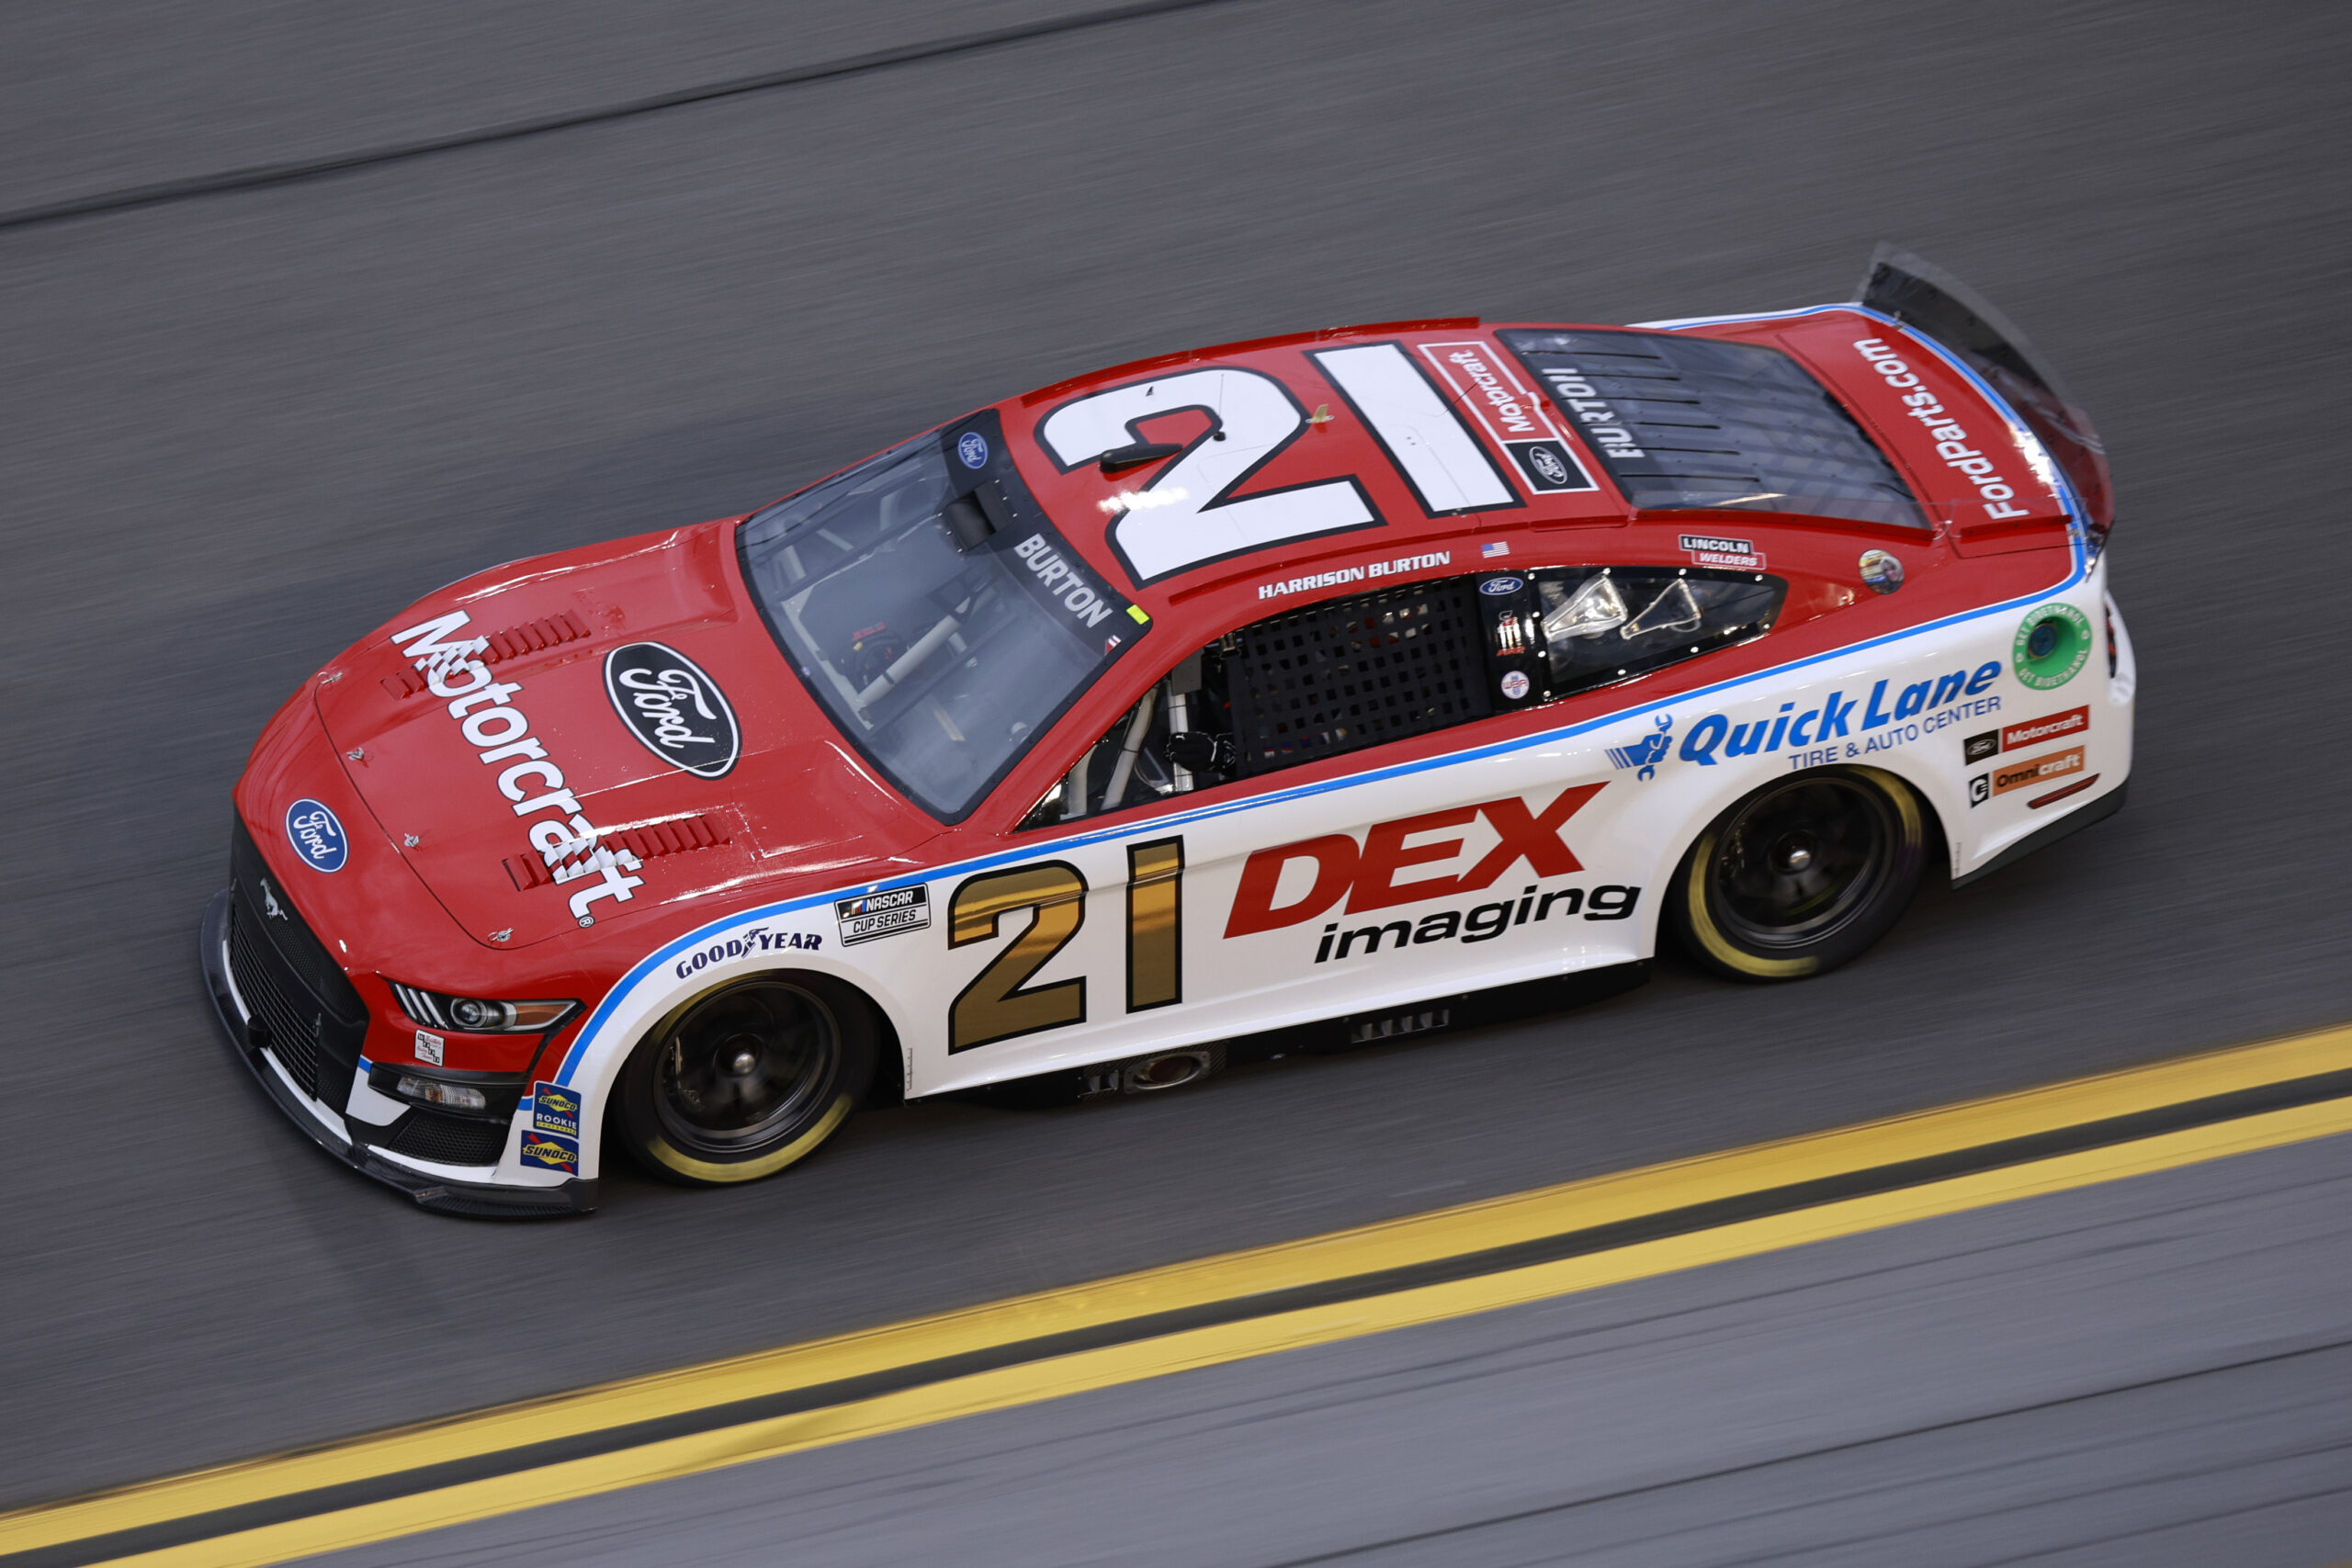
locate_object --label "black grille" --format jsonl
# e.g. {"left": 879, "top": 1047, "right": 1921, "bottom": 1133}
{"left": 228, "top": 901, "right": 322, "bottom": 1097}
{"left": 1227, "top": 581, "right": 1490, "bottom": 773}
{"left": 1499, "top": 329, "right": 1926, "bottom": 529}
{"left": 228, "top": 818, "right": 370, "bottom": 1109}
{"left": 387, "top": 1111, "right": 511, "bottom": 1167}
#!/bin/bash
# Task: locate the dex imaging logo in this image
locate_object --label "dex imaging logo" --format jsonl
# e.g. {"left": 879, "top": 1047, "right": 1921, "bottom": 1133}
{"left": 284, "top": 800, "right": 347, "bottom": 873}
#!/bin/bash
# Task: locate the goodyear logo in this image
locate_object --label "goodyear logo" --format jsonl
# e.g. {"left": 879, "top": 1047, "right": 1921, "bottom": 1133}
{"left": 532, "top": 1083, "right": 582, "bottom": 1138}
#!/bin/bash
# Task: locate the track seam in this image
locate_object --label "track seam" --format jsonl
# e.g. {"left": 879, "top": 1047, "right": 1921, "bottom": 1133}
{"left": 0, "top": 0, "right": 1248, "bottom": 234}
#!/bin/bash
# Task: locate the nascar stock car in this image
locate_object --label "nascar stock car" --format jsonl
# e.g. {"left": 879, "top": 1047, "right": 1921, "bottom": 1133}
{"left": 205, "top": 246, "right": 2132, "bottom": 1214}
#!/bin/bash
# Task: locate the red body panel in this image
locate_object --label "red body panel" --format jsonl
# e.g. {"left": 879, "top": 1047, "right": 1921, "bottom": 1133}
{"left": 231, "top": 309, "right": 2070, "bottom": 1079}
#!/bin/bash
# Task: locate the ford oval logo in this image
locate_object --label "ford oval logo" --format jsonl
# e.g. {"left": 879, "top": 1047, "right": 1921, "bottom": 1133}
{"left": 284, "top": 799, "right": 348, "bottom": 873}
{"left": 956, "top": 431, "right": 989, "bottom": 469}
{"left": 1479, "top": 576, "right": 1525, "bottom": 596}
{"left": 604, "top": 643, "right": 741, "bottom": 779}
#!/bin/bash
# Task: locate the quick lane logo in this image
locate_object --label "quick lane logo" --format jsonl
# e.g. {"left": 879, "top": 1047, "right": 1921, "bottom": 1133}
{"left": 836, "top": 885, "right": 931, "bottom": 945}
{"left": 1225, "top": 785, "right": 1604, "bottom": 937}
{"left": 391, "top": 611, "right": 643, "bottom": 925}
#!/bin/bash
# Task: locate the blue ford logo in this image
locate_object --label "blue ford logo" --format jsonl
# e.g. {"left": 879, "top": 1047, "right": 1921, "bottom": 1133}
{"left": 956, "top": 431, "right": 989, "bottom": 470}
{"left": 285, "top": 799, "right": 348, "bottom": 873}
{"left": 1479, "top": 576, "right": 1525, "bottom": 596}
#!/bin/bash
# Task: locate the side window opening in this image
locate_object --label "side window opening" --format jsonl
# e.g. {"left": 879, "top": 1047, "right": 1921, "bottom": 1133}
{"left": 1022, "top": 566, "right": 1785, "bottom": 829}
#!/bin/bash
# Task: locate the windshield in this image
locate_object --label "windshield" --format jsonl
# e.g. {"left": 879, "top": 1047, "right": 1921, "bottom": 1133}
{"left": 739, "top": 424, "right": 1145, "bottom": 821}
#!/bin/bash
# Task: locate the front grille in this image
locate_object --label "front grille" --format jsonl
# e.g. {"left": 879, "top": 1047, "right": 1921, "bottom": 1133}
{"left": 229, "top": 818, "right": 370, "bottom": 1110}
{"left": 229, "top": 901, "right": 322, "bottom": 1097}
{"left": 387, "top": 1111, "right": 510, "bottom": 1167}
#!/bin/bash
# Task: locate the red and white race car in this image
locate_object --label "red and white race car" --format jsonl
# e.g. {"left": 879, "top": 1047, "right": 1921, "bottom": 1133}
{"left": 205, "top": 248, "right": 2132, "bottom": 1214}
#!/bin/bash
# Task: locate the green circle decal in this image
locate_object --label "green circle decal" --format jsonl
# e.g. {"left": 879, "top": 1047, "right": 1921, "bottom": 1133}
{"left": 2012, "top": 603, "right": 2092, "bottom": 690}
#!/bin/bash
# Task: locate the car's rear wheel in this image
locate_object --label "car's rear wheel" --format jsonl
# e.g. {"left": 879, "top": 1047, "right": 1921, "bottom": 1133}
{"left": 1668, "top": 766, "right": 1928, "bottom": 981}
{"left": 616, "top": 974, "right": 876, "bottom": 1185}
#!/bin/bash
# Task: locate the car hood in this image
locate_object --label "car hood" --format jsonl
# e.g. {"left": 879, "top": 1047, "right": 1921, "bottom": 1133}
{"left": 316, "top": 523, "right": 942, "bottom": 950}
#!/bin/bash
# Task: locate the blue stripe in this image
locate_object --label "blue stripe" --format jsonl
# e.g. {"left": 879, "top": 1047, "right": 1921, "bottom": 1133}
{"left": 557, "top": 304, "right": 2089, "bottom": 1086}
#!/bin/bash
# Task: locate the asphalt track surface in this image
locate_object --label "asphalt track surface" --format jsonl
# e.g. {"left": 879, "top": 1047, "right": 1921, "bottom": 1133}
{"left": 3, "top": 0, "right": 2348, "bottom": 1557}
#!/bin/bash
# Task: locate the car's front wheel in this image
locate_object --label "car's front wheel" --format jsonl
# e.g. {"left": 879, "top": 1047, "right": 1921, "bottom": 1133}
{"left": 1668, "top": 766, "right": 1928, "bottom": 981}
{"left": 615, "top": 974, "right": 877, "bottom": 1185}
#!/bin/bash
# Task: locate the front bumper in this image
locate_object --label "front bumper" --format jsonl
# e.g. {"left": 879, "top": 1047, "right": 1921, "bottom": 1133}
{"left": 202, "top": 889, "right": 595, "bottom": 1216}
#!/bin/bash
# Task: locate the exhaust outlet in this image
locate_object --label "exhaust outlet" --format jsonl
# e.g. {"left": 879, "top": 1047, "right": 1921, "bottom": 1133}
{"left": 1082, "top": 1042, "right": 1227, "bottom": 1098}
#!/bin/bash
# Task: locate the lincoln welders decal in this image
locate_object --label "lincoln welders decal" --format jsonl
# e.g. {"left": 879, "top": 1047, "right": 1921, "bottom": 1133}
{"left": 604, "top": 643, "right": 741, "bottom": 779}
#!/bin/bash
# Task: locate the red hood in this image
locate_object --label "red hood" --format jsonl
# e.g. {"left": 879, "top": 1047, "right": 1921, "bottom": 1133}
{"left": 316, "top": 524, "right": 941, "bottom": 951}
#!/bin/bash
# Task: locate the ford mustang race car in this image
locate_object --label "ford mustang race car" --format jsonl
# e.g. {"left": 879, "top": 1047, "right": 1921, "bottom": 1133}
{"left": 204, "top": 247, "right": 2132, "bottom": 1214}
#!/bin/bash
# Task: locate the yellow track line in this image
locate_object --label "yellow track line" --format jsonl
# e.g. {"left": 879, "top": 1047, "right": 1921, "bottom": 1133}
{"left": 7, "top": 1023, "right": 2351, "bottom": 1566}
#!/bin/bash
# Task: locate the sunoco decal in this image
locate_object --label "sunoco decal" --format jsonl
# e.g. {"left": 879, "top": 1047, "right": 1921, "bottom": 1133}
{"left": 605, "top": 643, "right": 741, "bottom": 780}
{"left": 836, "top": 886, "right": 931, "bottom": 945}
{"left": 284, "top": 799, "right": 348, "bottom": 874}
{"left": 519, "top": 1131, "right": 579, "bottom": 1175}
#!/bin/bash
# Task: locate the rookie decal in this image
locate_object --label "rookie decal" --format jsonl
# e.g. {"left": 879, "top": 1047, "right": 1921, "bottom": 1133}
{"left": 284, "top": 799, "right": 348, "bottom": 874}
{"left": 836, "top": 885, "right": 932, "bottom": 945}
{"left": 390, "top": 611, "right": 643, "bottom": 923}
{"left": 1991, "top": 746, "right": 2086, "bottom": 798}
{"left": 1679, "top": 534, "right": 1764, "bottom": 571}
{"left": 531, "top": 1082, "right": 582, "bottom": 1138}
{"left": 1416, "top": 342, "right": 1596, "bottom": 493}
{"left": 1852, "top": 338, "right": 2037, "bottom": 523}
{"left": 604, "top": 643, "right": 741, "bottom": 780}
{"left": 519, "top": 1131, "right": 579, "bottom": 1175}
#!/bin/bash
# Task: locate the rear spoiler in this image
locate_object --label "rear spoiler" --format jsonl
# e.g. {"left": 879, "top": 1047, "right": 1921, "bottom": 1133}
{"left": 1859, "top": 245, "right": 2113, "bottom": 544}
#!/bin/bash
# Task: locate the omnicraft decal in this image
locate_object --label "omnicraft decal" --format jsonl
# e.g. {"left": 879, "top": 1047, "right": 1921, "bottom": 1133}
{"left": 1256, "top": 550, "right": 1453, "bottom": 601}
{"left": 1606, "top": 660, "right": 2006, "bottom": 776}
{"left": 1852, "top": 338, "right": 2039, "bottom": 523}
{"left": 391, "top": 611, "right": 645, "bottom": 926}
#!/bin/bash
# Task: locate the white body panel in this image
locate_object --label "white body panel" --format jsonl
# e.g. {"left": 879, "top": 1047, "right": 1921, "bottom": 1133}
{"left": 506, "top": 305, "right": 2131, "bottom": 1186}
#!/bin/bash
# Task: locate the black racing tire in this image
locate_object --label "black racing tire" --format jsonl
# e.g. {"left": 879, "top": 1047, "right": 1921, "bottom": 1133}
{"left": 1668, "top": 765, "right": 1928, "bottom": 982}
{"left": 615, "top": 973, "right": 878, "bottom": 1187}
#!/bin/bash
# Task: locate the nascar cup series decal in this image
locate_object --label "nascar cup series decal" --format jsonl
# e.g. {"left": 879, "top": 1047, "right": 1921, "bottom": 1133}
{"left": 603, "top": 642, "right": 741, "bottom": 779}
{"left": 284, "top": 799, "right": 348, "bottom": 873}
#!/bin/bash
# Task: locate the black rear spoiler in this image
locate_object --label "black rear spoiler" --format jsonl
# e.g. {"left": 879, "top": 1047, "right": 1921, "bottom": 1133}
{"left": 1859, "top": 244, "right": 2112, "bottom": 543}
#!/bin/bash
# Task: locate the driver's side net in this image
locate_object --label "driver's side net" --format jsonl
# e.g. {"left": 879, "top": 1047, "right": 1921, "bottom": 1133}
{"left": 1227, "top": 581, "right": 1490, "bottom": 774}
